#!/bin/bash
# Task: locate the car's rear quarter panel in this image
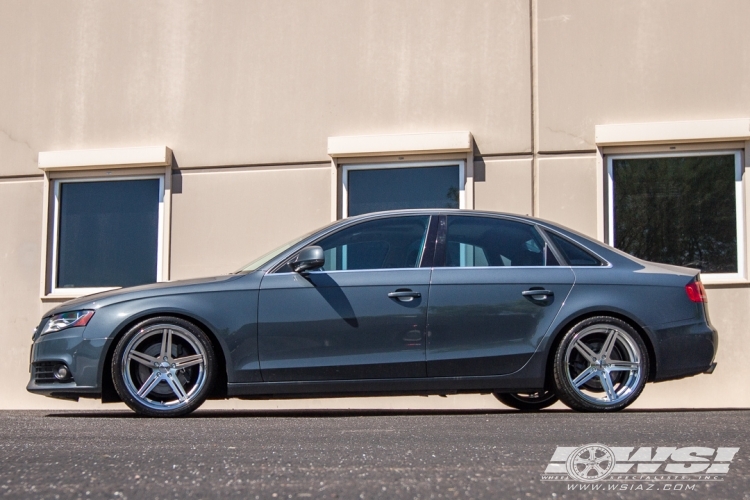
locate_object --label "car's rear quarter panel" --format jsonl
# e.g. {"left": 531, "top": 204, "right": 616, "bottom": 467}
{"left": 536, "top": 264, "right": 714, "bottom": 382}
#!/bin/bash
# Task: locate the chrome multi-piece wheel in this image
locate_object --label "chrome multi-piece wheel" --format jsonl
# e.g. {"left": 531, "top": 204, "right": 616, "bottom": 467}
{"left": 494, "top": 390, "right": 558, "bottom": 411}
{"left": 553, "top": 316, "right": 649, "bottom": 412}
{"left": 112, "top": 317, "right": 215, "bottom": 417}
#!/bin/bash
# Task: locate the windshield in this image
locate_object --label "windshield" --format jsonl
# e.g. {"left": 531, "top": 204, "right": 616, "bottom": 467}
{"left": 234, "top": 225, "right": 327, "bottom": 273}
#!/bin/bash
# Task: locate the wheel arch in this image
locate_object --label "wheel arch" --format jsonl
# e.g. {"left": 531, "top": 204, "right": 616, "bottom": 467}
{"left": 101, "top": 311, "right": 229, "bottom": 403}
{"left": 542, "top": 310, "right": 658, "bottom": 385}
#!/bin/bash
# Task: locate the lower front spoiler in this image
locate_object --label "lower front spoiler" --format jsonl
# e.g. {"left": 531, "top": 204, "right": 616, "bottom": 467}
{"left": 26, "top": 381, "right": 100, "bottom": 402}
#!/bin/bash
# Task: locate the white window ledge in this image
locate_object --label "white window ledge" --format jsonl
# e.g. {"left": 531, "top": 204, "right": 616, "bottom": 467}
{"left": 39, "top": 146, "right": 172, "bottom": 172}
{"left": 328, "top": 131, "right": 473, "bottom": 157}
{"left": 595, "top": 118, "right": 750, "bottom": 146}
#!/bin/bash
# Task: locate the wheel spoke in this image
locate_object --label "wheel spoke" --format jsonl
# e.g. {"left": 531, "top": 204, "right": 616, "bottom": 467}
{"left": 599, "top": 372, "right": 617, "bottom": 402}
{"left": 573, "top": 340, "right": 598, "bottom": 363}
{"left": 137, "top": 372, "right": 162, "bottom": 398}
{"left": 173, "top": 353, "right": 204, "bottom": 369}
{"left": 165, "top": 374, "right": 188, "bottom": 402}
{"left": 608, "top": 360, "right": 639, "bottom": 371}
{"left": 572, "top": 366, "right": 598, "bottom": 388}
{"left": 160, "top": 329, "right": 173, "bottom": 359}
{"left": 121, "top": 322, "right": 211, "bottom": 413}
{"left": 601, "top": 329, "right": 618, "bottom": 358}
{"left": 128, "top": 350, "right": 158, "bottom": 367}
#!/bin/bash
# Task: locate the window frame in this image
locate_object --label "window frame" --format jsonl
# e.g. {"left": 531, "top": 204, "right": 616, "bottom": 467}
{"left": 434, "top": 214, "right": 558, "bottom": 269}
{"left": 341, "top": 160, "right": 466, "bottom": 218}
{"left": 540, "top": 227, "right": 608, "bottom": 268}
{"left": 49, "top": 174, "right": 166, "bottom": 297}
{"left": 606, "top": 149, "right": 745, "bottom": 282}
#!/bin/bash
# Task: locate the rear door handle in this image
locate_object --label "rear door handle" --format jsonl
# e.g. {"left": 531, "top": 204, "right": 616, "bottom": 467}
{"left": 522, "top": 289, "right": 554, "bottom": 299}
{"left": 388, "top": 290, "right": 421, "bottom": 302}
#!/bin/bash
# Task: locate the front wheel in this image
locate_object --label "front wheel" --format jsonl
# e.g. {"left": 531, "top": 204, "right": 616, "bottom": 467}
{"left": 553, "top": 316, "right": 649, "bottom": 412}
{"left": 494, "top": 390, "right": 558, "bottom": 411}
{"left": 112, "top": 317, "right": 216, "bottom": 417}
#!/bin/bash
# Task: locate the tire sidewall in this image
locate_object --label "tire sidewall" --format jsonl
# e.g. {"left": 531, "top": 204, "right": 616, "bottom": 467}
{"left": 112, "top": 316, "right": 216, "bottom": 417}
{"left": 494, "top": 391, "right": 558, "bottom": 411}
{"left": 553, "top": 316, "right": 649, "bottom": 412}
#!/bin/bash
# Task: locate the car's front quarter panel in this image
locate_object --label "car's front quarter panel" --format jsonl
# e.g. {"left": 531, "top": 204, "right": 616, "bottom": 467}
{"left": 29, "top": 272, "right": 263, "bottom": 400}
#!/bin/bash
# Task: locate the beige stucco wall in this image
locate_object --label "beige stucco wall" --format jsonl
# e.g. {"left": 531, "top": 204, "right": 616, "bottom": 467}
{"left": 170, "top": 165, "right": 332, "bottom": 279}
{"left": 536, "top": 0, "right": 750, "bottom": 153}
{"left": 0, "top": 0, "right": 531, "bottom": 178}
{"left": 537, "top": 155, "right": 599, "bottom": 238}
{"left": 474, "top": 158, "right": 533, "bottom": 216}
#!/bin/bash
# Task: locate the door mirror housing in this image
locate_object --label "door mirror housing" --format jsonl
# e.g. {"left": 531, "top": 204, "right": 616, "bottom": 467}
{"left": 290, "top": 246, "right": 325, "bottom": 273}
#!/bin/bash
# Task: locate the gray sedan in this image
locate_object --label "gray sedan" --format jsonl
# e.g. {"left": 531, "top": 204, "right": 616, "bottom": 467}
{"left": 28, "top": 210, "right": 717, "bottom": 417}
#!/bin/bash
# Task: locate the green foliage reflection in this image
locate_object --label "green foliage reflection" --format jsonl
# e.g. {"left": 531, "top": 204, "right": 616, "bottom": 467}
{"left": 613, "top": 155, "right": 736, "bottom": 273}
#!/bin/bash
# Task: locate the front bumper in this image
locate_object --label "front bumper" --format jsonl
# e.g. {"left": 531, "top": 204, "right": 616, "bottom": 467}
{"left": 651, "top": 319, "right": 718, "bottom": 382}
{"left": 27, "top": 327, "right": 108, "bottom": 400}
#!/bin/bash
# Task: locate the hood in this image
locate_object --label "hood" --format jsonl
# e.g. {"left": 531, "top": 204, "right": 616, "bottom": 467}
{"left": 45, "top": 274, "right": 243, "bottom": 316}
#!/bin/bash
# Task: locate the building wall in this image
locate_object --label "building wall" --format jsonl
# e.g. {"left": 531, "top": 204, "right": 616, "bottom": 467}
{"left": 0, "top": 0, "right": 748, "bottom": 409}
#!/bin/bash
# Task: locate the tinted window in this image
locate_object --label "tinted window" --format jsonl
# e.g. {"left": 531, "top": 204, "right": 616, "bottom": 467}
{"left": 612, "top": 154, "right": 737, "bottom": 273}
{"left": 315, "top": 216, "right": 430, "bottom": 271}
{"left": 57, "top": 179, "right": 160, "bottom": 288}
{"left": 347, "top": 166, "right": 459, "bottom": 216}
{"left": 444, "top": 216, "right": 545, "bottom": 267}
{"left": 547, "top": 232, "right": 602, "bottom": 266}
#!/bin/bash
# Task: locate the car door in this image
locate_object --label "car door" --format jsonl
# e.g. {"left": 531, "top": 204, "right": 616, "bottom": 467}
{"left": 426, "top": 215, "right": 575, "bottom": 377}
{"left": 258, "top": 215, "right": 435, "bottom": 382}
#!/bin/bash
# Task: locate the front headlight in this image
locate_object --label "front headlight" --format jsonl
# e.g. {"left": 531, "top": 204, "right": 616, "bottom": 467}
{"left": 41, "top": 310, "right": 95, "bottom": 335}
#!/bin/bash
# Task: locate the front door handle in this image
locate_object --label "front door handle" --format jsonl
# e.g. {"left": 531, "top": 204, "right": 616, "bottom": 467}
{"left": 522, "top": 289, "right": 554, "bottom": 299}
{"left": 388, "top": 290, "right": 421, "bottom": 302}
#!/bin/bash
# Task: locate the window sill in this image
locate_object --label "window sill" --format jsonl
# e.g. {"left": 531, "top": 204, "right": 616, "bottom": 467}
{"left": 41, "top": 287, "right": 121, "bottom": 302}
{"left": 701, "top": 277, "right": 750, "bottom": 287}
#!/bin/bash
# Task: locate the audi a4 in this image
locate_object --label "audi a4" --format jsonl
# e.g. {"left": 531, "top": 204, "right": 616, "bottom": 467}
{"left": 28, "top": 210, "right": 717, "bottom": 416}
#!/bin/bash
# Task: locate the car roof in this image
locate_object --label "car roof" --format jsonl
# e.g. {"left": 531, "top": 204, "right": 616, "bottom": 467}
{"left": 343, "top": 208, "right": 536, "bottom": 223}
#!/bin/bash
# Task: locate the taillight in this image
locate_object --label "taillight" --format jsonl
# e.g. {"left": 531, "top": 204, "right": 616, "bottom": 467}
{"left": 685, "top": 280, "right": 707, "bottom": 303}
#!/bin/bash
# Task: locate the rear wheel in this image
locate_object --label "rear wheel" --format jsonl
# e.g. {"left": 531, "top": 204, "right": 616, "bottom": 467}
{"left": 112, "top": 317, "right": 215, "bottom": 417}
{"left": 494, "top": 390, "right": 558, "bottom": 411}
{"left": 553, "top": 316, "right": 648, "bottom": 412}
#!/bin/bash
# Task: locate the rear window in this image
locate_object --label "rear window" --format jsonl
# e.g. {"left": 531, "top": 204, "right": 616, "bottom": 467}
{"left": 547, "top": 232, "right": 604, "bottom": 267}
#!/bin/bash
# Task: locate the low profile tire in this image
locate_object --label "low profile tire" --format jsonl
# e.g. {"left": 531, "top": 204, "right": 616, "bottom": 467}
{"left": 112, "top": 317, "right": 216, "bottom": 417}
{"left": 494, "top": 390, "right": 558, "bottom": 411}
{"left": 553, "top": 316, "right": 649, "bottom": 412}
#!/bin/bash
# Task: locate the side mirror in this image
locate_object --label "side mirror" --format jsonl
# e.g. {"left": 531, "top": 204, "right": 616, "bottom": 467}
{"left": 290, "top": 246, "right": 325, "bottom": 273}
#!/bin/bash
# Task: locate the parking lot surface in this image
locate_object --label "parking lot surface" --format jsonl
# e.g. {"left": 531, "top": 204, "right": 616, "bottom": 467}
{"left": 0, "top": 409, "right": 748, "bottom": 499}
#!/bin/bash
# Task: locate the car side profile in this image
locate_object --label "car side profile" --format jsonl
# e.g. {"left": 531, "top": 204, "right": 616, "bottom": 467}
{"left": 28, "top": 210, "right": 717, "bottom": 417}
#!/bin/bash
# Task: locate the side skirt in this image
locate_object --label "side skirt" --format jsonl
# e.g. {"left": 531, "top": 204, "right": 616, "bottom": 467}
{"left": 227, "top": 372, "right": 545, "bottom": 399}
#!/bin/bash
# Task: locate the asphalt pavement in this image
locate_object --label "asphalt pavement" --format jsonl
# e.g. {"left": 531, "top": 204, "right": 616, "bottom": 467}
{"left": 0, "top": 408, "right": 748, "bottom": 499}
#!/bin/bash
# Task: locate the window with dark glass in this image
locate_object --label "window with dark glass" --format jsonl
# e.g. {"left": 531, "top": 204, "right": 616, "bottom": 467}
{"left": 56, "top": 178, "right": 161, "bottom": 289}
{"left": 347, "top": 165, "right": 459, "bottom": 216}
{"left": 546, "top": 231, "right": 602, "bottom": 266}
{"left": 314, "top": 216, "right": 430, "bottom": 271}
{"left": 611, "top": 153, "right": 739, "bottom": 273}
{"left": 444, "top": 216, "right": 546, "bottom": 267}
